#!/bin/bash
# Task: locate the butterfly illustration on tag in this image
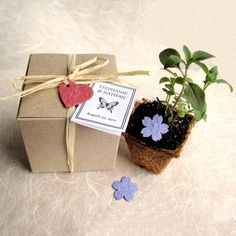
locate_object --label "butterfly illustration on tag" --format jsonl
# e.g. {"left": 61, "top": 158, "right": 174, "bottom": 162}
{"left": 97, "top": 97, "right": 119, "bottom": 113}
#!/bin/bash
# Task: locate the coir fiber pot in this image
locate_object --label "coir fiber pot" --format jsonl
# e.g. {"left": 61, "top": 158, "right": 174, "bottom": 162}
{"left": 123, "top": 99, "right": 195, "bottom": 174}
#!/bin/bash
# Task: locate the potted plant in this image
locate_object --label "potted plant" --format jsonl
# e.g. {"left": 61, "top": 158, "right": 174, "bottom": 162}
{"left": 124, "top": 46, "right": 233, "bottom": 173}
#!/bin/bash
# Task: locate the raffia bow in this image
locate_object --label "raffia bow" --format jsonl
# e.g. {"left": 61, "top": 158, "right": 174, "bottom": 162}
{"left": 0, "top": 55, "right": 149, "bottom": 172}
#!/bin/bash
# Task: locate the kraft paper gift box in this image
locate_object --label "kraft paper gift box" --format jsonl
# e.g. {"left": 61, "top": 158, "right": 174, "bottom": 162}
{"left": 17, "top": 53, "right": 120, "bottom": 172}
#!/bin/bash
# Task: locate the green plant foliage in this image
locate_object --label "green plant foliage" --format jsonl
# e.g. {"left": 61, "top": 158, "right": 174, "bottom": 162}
{"left": 158, "top": 46, "right": 233, "bottom": 122}
{"left": 159, "top": 48, "right": 181, "bottom": 69}
{"left": 159, "top": 77, "right": 170, "bottom": 84}
{"left": 183, "top": 45, "right": 191, "bottom": 62}
{"left": 193, "top": 101, "right": 207, "bottom": 121}
{"left": 175, "top": 77, "right": 184, "bottom": 85}
{"left": 194, "top": 61, "right": 209, "bottom": 73}
{"left": 184, "top": 83, "right": 205, "bottom": 111}
{"left": 192, "top": 50, "right": 215, "bottom": 61}
{"left": 215, "top": 79, "right": 233, "bottom": 92}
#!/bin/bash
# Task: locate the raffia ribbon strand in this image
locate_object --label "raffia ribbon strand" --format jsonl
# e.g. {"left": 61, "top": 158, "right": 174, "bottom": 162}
{"left": 0, "top": 55, "right": 150, "bottom": 172}
{"left": 66, "top": 106, "right": 76, "bottom": 172}
{"left": 0, "top": 56, "right": 149, "bottom": 101}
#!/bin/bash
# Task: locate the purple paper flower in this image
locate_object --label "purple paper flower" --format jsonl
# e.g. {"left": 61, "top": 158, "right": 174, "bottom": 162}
{"left": 112, "top": 176, "right": 138, "bottom": 202}
{"left": 141, "top": 114, "right": 169, "bottom": 141}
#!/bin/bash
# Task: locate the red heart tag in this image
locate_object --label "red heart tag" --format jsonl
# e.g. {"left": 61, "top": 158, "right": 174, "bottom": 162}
{"left": 59, "top": 80, "right": 93, "bottom": 108}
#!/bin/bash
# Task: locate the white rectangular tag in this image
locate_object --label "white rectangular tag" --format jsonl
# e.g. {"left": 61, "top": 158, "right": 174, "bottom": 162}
{"left": 71, "top": 82, "right": 137, "bottom": 135}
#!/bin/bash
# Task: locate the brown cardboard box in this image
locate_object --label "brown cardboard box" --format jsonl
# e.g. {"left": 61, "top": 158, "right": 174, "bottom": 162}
{"left": 17, "top": 54, "right": 120, "bottom": 172}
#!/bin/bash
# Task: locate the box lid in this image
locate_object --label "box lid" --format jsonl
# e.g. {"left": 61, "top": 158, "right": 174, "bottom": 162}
{"left": 17, "top": 54, "right": 117, "bottom": 118}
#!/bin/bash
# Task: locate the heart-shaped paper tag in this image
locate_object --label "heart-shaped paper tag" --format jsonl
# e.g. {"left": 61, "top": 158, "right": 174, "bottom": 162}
{"left": 59, "top": 80, "right": 93, "bottom": 108}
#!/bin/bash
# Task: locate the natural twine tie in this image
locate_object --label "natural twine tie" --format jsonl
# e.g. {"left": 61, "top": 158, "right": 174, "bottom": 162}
{"left": 0, "top": 55, "right": 149, "bottom": 172}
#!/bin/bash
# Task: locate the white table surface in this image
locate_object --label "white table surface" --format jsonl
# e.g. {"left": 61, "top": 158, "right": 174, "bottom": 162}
{"left": 0, "top": 1, "right": 235, "bottom": 235}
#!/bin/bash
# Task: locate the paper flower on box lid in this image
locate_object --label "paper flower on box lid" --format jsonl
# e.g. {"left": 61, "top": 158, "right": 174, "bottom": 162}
{"left": 112, "top": 176, "right": 138, "bottom": 202}
{"left": 141, "top": 114, "right": 169, "bottom": 141}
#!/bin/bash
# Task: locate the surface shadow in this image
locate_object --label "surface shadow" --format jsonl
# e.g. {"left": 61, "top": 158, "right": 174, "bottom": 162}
{"left": 0, "top": 118, "right": 31, "bottom": 171}
{"left": 123, "top": 133, "right": 174, "bottom": 174}
{"left": 118, "top": 135, "right": 132, "bottom": 161}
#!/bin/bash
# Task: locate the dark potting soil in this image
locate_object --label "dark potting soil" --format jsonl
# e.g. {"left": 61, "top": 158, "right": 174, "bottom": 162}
{"left": 126, "top": 99, "right": 193, "bottom": 150}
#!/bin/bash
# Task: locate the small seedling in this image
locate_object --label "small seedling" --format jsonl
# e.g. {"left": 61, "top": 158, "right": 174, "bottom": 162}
{"left": 159, "top": 46, "right": 233, "bottom": 122}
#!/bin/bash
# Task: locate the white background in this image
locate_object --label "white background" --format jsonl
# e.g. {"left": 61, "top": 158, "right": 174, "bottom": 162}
{"left": 0, "top": 1, "right": 235, "bottom": 235}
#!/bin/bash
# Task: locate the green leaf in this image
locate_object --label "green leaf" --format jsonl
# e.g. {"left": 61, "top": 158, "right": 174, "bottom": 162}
{"left": 170, "top": 77, "right": 175, "bottom": 84}
{"left": 159, "top": 48, "right": 181, "bottom": 68}
{"left": 179, "top": 111, "right": 186, "bottom": 118}
{"left": 209, "top": 66, "right": 218, "bottom": 81}
{"left": 164, "top": 57, "right": 179, "bottom": 69}
{"left": 175, "top": 77, "right": 184, "bottom": 85}
{"left": 162, "top": 88, "right": 175, "bottom": 95}
{"left": 192, "top": 50, "right": 215, "bottom": 61}
{"left": 177, "top": 102, "right": 187, "bottom": 118}
{"left": 184, "top": 82, "right": 206, "bottom": 110}
{"left": 183, "top": 45, "right": 191, "bottom": 62}
{"left": 177, "top": 103, "right": 187, "bottom": 112}
{"left": 215, "top": 79, "right": 233, "bottom": 92}
{"left": 182, "top": 94, "right": 187, "bottom": 100}
{"left": 194, "top": 61, "right": 209, "bottom": 74}
{"left": 169, "top": 55, "right": 182, "bottom": 64}
{"left": 187, "top": 77, "right": 193, "bottom": 83}
{"left": 194, "top": 110, "right": 204, "bottom": 121}
{"left": 167, "top": 91, "right": 175, "bottom": 96}
{"left": 205, "top": 66, "right": 218, "bottom": 84}
{"left": 168, "top": 116, "right": 173, "bottom": 123}
{"left": 159, "top": 77, "right": 170, "bottom": 84}
{"left": 165, "top": 84, "right": 174, "bottom": 93}
{"left": 193, "top": 103, "right": 207, "bottom": 121}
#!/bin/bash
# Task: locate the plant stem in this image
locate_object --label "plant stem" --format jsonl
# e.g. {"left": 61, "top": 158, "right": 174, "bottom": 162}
{"left": 165, "top": 95, "right": 169, "bottom": 111}
{"left": 203, "top": 83, "right": 210, "bottom": 91}
{"left": 178, "top": 66, "right": 185, "bottom": 77}
{"left": 171, "top": 64, "right": 189, "bottom": 113}
{"left": 162, "top": 68, "right": 178, "bottom": 117}
{"left": 162, "top": 68, "right": 177, "bottom": 77}
{"left": 165, "top": 95, "right": 171, "bottom": 115}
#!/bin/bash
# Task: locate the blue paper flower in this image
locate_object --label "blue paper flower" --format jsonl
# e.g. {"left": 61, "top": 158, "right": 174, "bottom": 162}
{"left": 141, "top": 114, "right": 169, "bottom": 141}
{"left": 112, "top": 176, "right": 138, "bottom": 202}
